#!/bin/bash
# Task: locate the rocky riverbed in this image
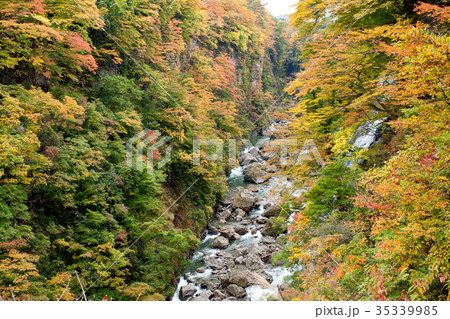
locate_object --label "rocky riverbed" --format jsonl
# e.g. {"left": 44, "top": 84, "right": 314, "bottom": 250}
{"left": 173, "top": 125, "right": 296, "bottom": 301}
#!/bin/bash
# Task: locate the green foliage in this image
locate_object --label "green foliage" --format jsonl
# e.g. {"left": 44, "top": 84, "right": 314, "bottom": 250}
{"left": 0, "top": 185, "right": 31, "bottom": 241}
{"left": 0, "top": 0, "right": 296, "bottom": 300}
{"left": 303, "top": 162, "right": 359, "bottom": 223}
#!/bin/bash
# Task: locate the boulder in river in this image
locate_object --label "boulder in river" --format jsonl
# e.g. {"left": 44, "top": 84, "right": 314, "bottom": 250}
{"left": 211, "top": 236, "right": 230, "bottom": 249}
{"left": 244, "top": 163, "right": 269, "bottom": 184}
{"left": 247, "top": 272, "right": 274, "bottom": 290}
{"left": 197, "top": 267, "right": 205, "bottom": 273}
{"left": 261, "top": 236, "right": 276, "bottom": 245}
{"left": 216, "top": 208, "right": 231, "bottom": 222}
{"left": 255, "top": 270, "right": 273, "bottom": 283}
{"left": 261, "top": 220, "right": 277, "bottom": 237}
{"left": 218, "top": 225, "right": 235, "bottom": 239}
{"left": 241, "top": 219, "right": 251, "bottom": 226}
{"left": 218, "top": 273, "right": 230, "bottom": 287}
{"left": 227, "top": 284, "right": 247, "bottom": 298}
{"left": 213, "top": 290, "right": 227, "bottom": 300}
{"left": 239, "top": 152, "right": 258, "bottom": 166}
{"left": 245, "top": 253, "right": 265, "bottom": 271}
{"left": 179, "top": 285, "right": 197, "bottom": 301}
{"left": 235, "top": 256, "right": 245, "bottom": 264}
{"left": 231, "top": 191, "right": 257, "bottom": 212}
{"left": 233, "top": 208, "right": 247, "bottom": 222}
{"left": 229, "top": 270, "right": 251, "bottom": 287}
{"left": 262, "top": 205, "right": 281, "bottom": 218}
{"left": 248, "top": 147, "right": 259, "bottom": 158}
{"left": 256, "top": 217, "right": 269, "bottom": 224}
{"left": 234, "top": 225, "right": 248, "bottom": 235}
{"left": 190, "top": 290, "right": 213, "bottom": 301}
{"left": 209, "top": 259, "right": 225, "bottom": 270}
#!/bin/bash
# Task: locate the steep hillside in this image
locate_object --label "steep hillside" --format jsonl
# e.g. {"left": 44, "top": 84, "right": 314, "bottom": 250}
{"left": 274, "top": 0, "right": 450, "bottom": 301}
{"left": 0, "top": 0, "right": 299, "bottom": 300}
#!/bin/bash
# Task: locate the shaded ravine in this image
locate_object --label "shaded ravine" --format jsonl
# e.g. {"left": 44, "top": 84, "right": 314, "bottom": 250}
{"left": 172, "top": 131, "right": 297, "bottom": 301}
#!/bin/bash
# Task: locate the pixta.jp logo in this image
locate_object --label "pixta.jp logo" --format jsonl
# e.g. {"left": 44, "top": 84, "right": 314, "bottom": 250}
{"left": 126, "top": 130, "right": 172, "bottom": 174}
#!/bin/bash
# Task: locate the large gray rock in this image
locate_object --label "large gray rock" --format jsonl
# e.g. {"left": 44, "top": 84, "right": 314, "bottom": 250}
{"left": 235, "top": 256, "right": 245, "bottom": 264}
{"left": 241, "top": 219, "right": 252, "bottom": 226}
{"left": 233, "top": 208, "right": 247, "bottom": 222}
{"left": 211, "top": 236, "right": 230, "bottom": 249}
{"left": 231, "top": 191, "right": 257, "bottom": 212}
{"left": 190, "top": 290, "right": 213, "bottom": 301}
{"left": 256, "top": 217, "right": 269, "bottom": 224}
{"left": 244, "top": 163, "right": 269, "bottom": 184}
{"left": 197, "top": 267, "right": 205, "bottom": 273}
{"left": 245, "top": 253, "right": 265, "bottom": 270}
{"left": 213, "top": 290, "right": 227, "bottom": 300}
{"left": 218, "top": 273, "right": 230, "bottom": 286}
{"left": 209, "top": 259, "right": 225, "bottom": 270}
{"left": 261, "top": 236, "right": 276, "bottom": 245}
{"left": 239, "top": 152, "right": 258, "bottom": 166}
{"left": 179, "top": 285, "right": 197, "bottom": 301}
{"left": 234, "top": 225, "right": 248, "bottom": 235}
{"left": 262, "top": 205, "right": 281, "bottom": 218}
{"left": 218, "top": 225, "right": 235, "bottom": 239}
{"left": 229, "top": 271, "right": 251, "bottom": 287}
{"left": 248, "top": 147, "right": 259, "bottom": 157}
{"left": 255, "top": 270, "right": 273, "bottom": 283}
{"left": 261, "top": 220, "right": 277, "bottom": 237}
{"left": 227, "top": 284, "right": 247, "bottom": 298}
{"left": 216, "top": 209, "right": 232, "bottom": 222}
{"left": 247, "top": 272, "right": 274, "bottom": 290}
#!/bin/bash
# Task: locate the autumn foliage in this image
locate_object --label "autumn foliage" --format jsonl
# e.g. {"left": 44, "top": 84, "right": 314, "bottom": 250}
{"left": 0, "top": 0, "right": 298, "bottom": 300}
{"left": 282, "top": 0, "right": 450, "bottom": 301}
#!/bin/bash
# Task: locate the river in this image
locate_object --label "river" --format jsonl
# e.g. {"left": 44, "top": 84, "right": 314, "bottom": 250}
{"left": 172, "top": 132, "right": 299, "bottom": 301}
